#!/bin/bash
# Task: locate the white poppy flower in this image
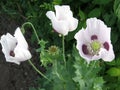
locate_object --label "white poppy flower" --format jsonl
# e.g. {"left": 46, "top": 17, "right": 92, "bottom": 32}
{"left": 74, "top": 18, "right": 115, "bottom": 63}
{"left": 46, "top": 5, "right": 78, "bottom": 36}
{"left": 0, "top": 27, "right": 32, "bottom": 65}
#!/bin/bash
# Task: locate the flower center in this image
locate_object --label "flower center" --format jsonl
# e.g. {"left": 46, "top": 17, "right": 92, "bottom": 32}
{"left": 91, "top": 41, "right": 101, "bottom": 52}
{"left": 88, "top": 40, "right": 101, "bottom": 55}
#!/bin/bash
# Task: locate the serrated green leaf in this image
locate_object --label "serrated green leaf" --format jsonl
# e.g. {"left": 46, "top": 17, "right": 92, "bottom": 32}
{"left": 73, "top": 45, "right": 103, "bottom": 90}
{"left": 93, "top": 77, "right": 104, "bottom": 90}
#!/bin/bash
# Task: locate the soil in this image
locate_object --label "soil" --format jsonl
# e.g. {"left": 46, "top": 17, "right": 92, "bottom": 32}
{"left": 0, "top": 14, "right": 40, "bottom": 90}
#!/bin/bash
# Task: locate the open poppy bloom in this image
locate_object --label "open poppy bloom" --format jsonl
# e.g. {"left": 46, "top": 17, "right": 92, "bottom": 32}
{"left": 75, "top": 18, "right": 115, "bottom": 63}
{"left": 46, "top": 5, "right": 78, "bottom": 36}
{"left": 0, "top": 27, "right": 32, "bottom": 65}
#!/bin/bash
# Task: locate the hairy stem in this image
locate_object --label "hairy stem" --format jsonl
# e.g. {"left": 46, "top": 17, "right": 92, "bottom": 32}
{"left": 62, "top": 35, "right": 66, "bottom": 67}
{"left": 22, "top": 22, "right": 50, "bottom": 81}
{"left": 22, "top": 22, "right": 40, "bottom": 43}
{"left": 28, "top": 60, "right": 51, "bottom": 81}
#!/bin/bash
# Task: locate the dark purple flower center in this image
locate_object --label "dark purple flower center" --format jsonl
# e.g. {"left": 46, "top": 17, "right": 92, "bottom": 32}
{"left": 91, "top": 35, "right": 98, "bottom": 40}
{"left": 103, "top": 42, "right": 109, "bottom": 51}
{"left": 9, "top": 50, "right": 15, "bottom": 57}
{"left": 82, "top": 44, "right": 89, "bottom": 55}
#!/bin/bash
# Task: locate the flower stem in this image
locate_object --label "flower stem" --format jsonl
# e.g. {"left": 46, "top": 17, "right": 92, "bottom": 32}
{"left": 22, "top": 22, "right": 50, "bottom": 81}
{"left": 28, "top": 60, "right": 51, "bottom": 81}
{"left": 21, "top": 22, "right": 40, "bottom": 43}
{"left": 62, "top": 35, "right": 66, "bottom": 67}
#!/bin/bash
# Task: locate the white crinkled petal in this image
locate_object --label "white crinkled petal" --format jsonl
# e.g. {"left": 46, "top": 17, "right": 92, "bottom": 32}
{"left": 13, "top": 48, "right": 32, "bottom": 63}
{"left": 5, "top": 48, "right": 32, "bottom": 65}
{"left": 14, "top": 27, "right": 28, "bottom": 49}
{"left": 52, "top": 20, "right": 69, "bottom": 35}
{"left": 2, "top": 33, "right": 17, "bottom": 51}
{"left": 46, "top": 5, "right": 78, "bottom": 36}
{"left": 87, "top": 17, "right": 111, "bottom": 43}
{"left": 74, "top": 28, "right": 93, "bottom": 63}
{"left": 0, "top": 33, "right": 17, "bottom": 59}
{"left": 1, "top": 35, "right": 10, "bottom": 58}
{"left": 0, "top": 34, "right": 20, "bottom": 65}
{"left": 46, "top": 11, "right": 69, "bottom": 35}
{"left": 14, "top": 27, "right": 32, "bottom": 63}
{"left": 101, "top": 44, "right": 115, "bottom": 62}
{"left": 68, "top": 17, "right": 78, "bottom": 31}
{"left": 85, "top": 18, "right": 100, "bottom": 41}
{"left": 0, "top": 27, "right": 32, "bottom": 65}
{"left": 86, "top": 18, "right": 100, "bottom": 36}
{"left": 55, "top": 5, "right": 72, "bottom": 20}
{"left": 5, "top": 57, "right": 20, "bottom": 65}
{"left": 46, "top": 11, "right": 56, "bottom": 20}
{"left": 98, "top": 24, "right": 111, "bottom": 43}
{"left": 86, "top": 18, "right": 111, "bottom": 43}
{"left": 55, "top": 5, "right": 78, "bottom": 31}
{"left": 75, "top": 17, "right": 115, "bottom": 63}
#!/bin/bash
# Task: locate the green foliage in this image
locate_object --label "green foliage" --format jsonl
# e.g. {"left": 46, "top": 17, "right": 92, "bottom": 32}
{"left": 78, "top": 10, "right": 86, "bottom": 20}
{"left": 40, "top": 2, "right": 54, "bottom": 10}
{"left": 37, "top": 40, "right": 77, "bottom": 90}
{"left": 1, "top": 0, "right": 120, "bottom": 90}
{"left": 107, "top": 67, "right": 120, "bottom": 76}
{"left": 38, "top": 39, "right": 62, "bottom": 67}
{"left": 72, "top": 46, "right": 104, "bottom": 90}
{"left": 92, "top": 0, "right": 112, "bottom": 5}
{"left": 88, "top": 8, "right": 101, "bottom": 18}
{"left": 114, "top": 0, "right": 120, "bottom": 19}
{"left": 53, "top": 0, "right": 62, "bottom": 4}
{"left": 80, "top": 0, "right": 91, "bottom": 3}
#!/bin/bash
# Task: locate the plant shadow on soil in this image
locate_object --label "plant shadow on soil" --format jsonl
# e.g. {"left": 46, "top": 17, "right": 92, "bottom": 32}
{"left": 0, "top": 14, "right": 42, "bottom": 90}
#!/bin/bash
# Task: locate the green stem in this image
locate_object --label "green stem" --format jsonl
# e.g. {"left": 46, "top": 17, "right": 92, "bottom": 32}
{"left": 22, "top": 22, "right": 50, "bottom": 81}
{"left": 22, "top": 22, "right": 40, "bottom": 43}
{"left": 62, "top": 35, "right": 66, "bottom": 67}
{"left": 28, "top": 60, "right": 51, "bottom": 81}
